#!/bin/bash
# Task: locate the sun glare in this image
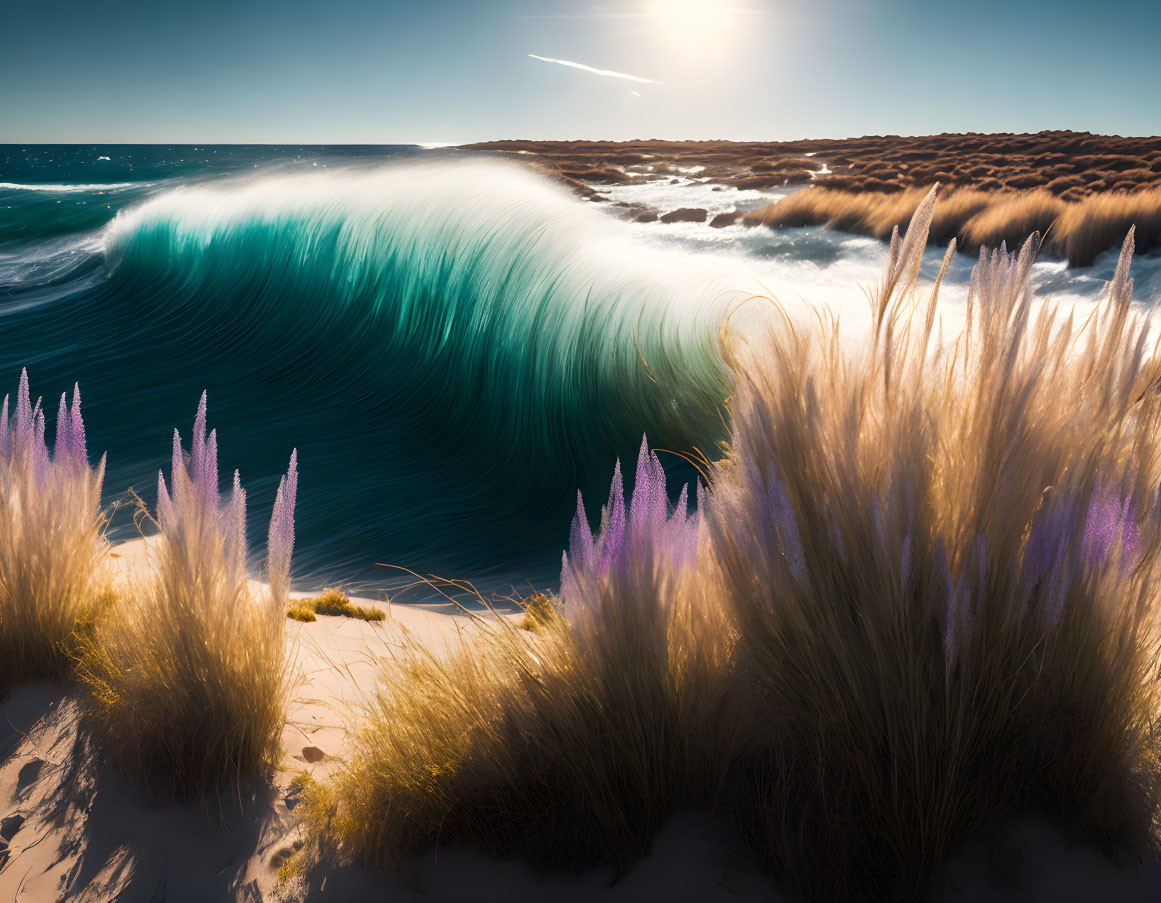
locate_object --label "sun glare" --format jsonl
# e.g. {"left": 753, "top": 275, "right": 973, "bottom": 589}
{"left": 646, "top": 0, "right": 750, "bottom": 62}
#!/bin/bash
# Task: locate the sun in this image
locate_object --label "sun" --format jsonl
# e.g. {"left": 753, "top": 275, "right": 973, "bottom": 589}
{"left": 645, "top": 0, "right": 750, "bottom": 61}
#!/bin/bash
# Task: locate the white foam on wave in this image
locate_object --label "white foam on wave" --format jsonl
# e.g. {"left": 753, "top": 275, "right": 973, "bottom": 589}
{"left": 0, "top": 181, "right": 148, "bottom": 193}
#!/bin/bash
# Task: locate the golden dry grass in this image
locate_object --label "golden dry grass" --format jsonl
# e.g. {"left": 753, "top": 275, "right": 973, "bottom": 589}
{"left": 287, "top": 587, "right": 386, "bottom": 622}
{"left": 302, "top": 195, "right": 1161, "bottom": 899}
{"left": 713, "top": 199, "right": 1161, "bottom": 897}
{"left": 0, "top": 390, "right": 108, "bottom": 692}
{"left": 76, "top": 532, "right": 288, "bottom": 796}
{"left": 518, "top": 590, "right": 558, "bottom": 631}
{"left": 76, "top": 405, "right": 291, "bottom": 795}
{"left": 746, "top": 185, "right": 1161, "bottom": 265}
{"left": 316, "top": 562, "right": 744, "bottom": 873}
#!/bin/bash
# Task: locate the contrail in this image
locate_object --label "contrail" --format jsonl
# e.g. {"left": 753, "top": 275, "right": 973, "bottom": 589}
{"left": 528, "top": 54, "right": 661, "bottom": 85}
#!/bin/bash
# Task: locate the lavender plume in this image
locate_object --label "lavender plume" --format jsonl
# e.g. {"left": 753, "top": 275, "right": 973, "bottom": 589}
{"left": 0, "top": 395, "right": 9, "bottom": 462}
{"left": 69, "top": 385, "right": 86, "bottom": 462}
{"left": 54, "top": 394, "right": 69, "bottom": 462}
{"left": 267, "top": 449, "right": 298, "bottom": 606}
{"left": 561, "top": 436, "right": 702, "bottom": 613}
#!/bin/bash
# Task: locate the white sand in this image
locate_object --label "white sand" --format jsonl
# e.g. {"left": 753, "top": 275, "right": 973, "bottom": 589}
{"left": 0, "top": 540, "right": 1159, "bottom": 901}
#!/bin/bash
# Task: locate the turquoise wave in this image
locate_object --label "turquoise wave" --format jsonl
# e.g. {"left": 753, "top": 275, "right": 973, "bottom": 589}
{"left": 52, "top": 159, "right": 738, "bottom": 588}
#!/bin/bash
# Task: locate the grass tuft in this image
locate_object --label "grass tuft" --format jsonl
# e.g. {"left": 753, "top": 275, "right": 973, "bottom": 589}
{"left": 518, "top": 591, "right": 559, "bottom": 631}
{"left": 288, "top": 588, "right": 386, "bottom": 622}
{"left": 0, "top": 374, "right": 108, "bottom": 693}
{"left": 76, "top": 394, "right": 296, "bottom": 796}
{"left": 712, "top": 203, "right": 1161, "bottom": 898}
{"left": 318, "top": 561, "right": 743, "bottom": 873}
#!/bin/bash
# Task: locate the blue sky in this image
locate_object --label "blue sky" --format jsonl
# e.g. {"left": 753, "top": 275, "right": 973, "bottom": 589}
{"left": 1, "top": 0, "right": 1157, "bottom": 143}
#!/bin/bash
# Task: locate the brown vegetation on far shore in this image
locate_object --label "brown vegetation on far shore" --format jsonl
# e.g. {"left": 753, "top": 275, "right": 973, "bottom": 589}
{"left": 744, "top": 185, "right": 1161, "bottom": 266}
{"left": 463, "top": 132, "right": 1161, "bottom": 265}
{"left": 464, "top": 131, "right": 1161, "bottom": 198}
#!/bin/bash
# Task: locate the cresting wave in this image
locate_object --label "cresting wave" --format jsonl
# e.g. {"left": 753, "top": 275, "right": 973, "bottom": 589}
{"left": 85, "top": 159, "right": 743, "bottom": 584}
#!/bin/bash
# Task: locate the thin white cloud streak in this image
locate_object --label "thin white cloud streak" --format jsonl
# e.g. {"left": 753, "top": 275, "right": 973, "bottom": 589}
{"left": 527, "top": 54, "right": 661, "bottom": 85}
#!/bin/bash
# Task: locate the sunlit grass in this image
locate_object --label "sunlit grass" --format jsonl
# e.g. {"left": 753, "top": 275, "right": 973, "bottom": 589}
{"left": 0, "top": 375, "right": 108, "bottom": 692}
{"left": 287, "top": 587, "right": 386, "bottom": 622}
{"left": 746, "top": 184, "right": 1161, "bottom": 265}
{"left": 76, "top": 394, "right": 298, "bottom": 795}
{"left": 304, "top": 192, "right": 1161, "bottom": 900}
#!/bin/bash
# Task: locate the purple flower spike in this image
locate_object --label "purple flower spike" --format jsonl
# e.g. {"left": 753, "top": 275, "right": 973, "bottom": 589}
{"left": 560, "top": 551, "right": 576, "bottom": 611}
{"left": 1021, "top": 495, "right": 1081, "bottom": 627}
{"left": 54, "top": 393, "right": 70, "bottom": 462}
{"left": 187, "top": 392, "right": 205, "bottom": 495}
{"left": 673, "top": 484, "right": 688, "bottom": 526}
{"left": 0, "top": 395, "right": 10, "bottom": 461}
{"left": 69, "top": 385, "right": 86, "bottom": 462}
{"left": 227, "top": 469, "right": 247, "bottom": 578}
{"left": 171, "top": 429, "right": 183, "bottom": 491}
{"left": 158, "top": 393, "right": 297, "bottom": 608}
{"left": 596, "top": 459, "right": 625, "bottom": 576}
{"left": 31, "top": 408, "right": 49, "bottom": 484}
{"left": 630, "top": 435, "right": 667, "bottom": 543}
{"left": 157, "top": 470, "right": 174, "bottom": 531}
{"left": 568, "top": 490, "right": 594, "bottom": 574}
{"left": 560, "top": 439, "right": 705, "bottom": 614}
{"left": 267, "top": 449, "right": 298, "bottom": 605}
{"left": 202, "top": 429, "right": 219, "bottom": 511}
{"left": 16, "top": 369, "right": 31, "bottom": 442}
{"left": 1084, "top": 483, "right": 1141, "bottom": 572}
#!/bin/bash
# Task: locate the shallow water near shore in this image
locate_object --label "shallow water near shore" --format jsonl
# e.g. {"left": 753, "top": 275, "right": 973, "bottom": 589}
{"left": 2, "top": 145, "right": 1159, "bottom": 596}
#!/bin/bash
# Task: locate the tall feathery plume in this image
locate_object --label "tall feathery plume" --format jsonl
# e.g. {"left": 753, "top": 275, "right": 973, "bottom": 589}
{"left": 0, "top": 395, "right": 10, "bottom": 462}
{"left": 227, "top": 470, "right": 247, "bottom": 586}
{"left": 54, "top": 394, "right": 70, "bottom": 462}
{"left": 561, "top": 436, "right": 702, "bottom": 614}
{"left": 159, "top": 396, "right": 296, "bottom": 605}
{"left": 15, "top": 369, "right": 31, "bottom": 443}
{"left": 69, "top": 385, "right": 86, "bottom": 462}
{"left": 0, "top": 368, "right": 104, "bottom": 689}
{"left": 267, "top": 450, "right": 298, "bottom": 608}
{"left": 596, "top": 459, "right": 626, "bottom": 576}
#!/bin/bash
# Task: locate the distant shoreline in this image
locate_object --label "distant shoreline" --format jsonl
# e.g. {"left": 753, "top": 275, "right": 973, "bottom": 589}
{"left": 461, "top": 132, "right": 1161, "bottom": 265}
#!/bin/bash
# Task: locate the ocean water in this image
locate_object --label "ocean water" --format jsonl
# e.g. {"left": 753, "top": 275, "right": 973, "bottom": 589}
{"left": 2, "top": 146, "right": 1158, "bottom": 597}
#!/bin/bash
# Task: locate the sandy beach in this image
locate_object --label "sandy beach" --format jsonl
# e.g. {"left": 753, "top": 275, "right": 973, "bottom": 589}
{"left": 0, "top": 539, "right": 776, "bottom": 902}
{"left": 0, "top": 536, "right": 1159, "bottom": 902}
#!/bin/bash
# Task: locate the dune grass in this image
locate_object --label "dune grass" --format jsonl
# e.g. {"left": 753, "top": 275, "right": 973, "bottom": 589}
{"left": 745, "top": 184, "right": 1161, "bottom": 266}
{"left": 76, "top": 394, "right": 298, "bottom": 795}
{"left": 287, "top": 587, "right": 386, "bottom": 622}
{"left": 518, "top": 590, "right": 558, "bottom": 630}
{"left": 0, "top": 373, "right": 108, "bottom": 693}
{"left": 312, "top": 446, "right": 744, "bottom": 874}
{"left": 302, "top": 191, "right": 1161, "bottom": 900}
{"left": 713, "top": 195, "right": 1161, "bottom": 898}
